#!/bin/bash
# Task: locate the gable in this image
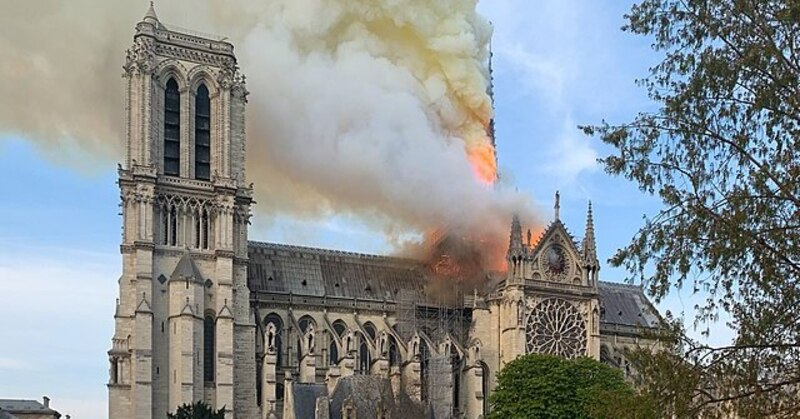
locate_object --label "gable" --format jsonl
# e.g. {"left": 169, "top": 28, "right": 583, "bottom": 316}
{"left": 527, "top": 221, "right": 586, "bottom": 286}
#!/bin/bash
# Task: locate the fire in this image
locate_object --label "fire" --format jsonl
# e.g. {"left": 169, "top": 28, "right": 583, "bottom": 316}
{"left": 419, "top": 223, "right": 545, "bottom": 278}
{"left": 422, "top": 227, "right": 507, "bottom": 279}
{"left": 467, "top": 143, "right": 498, "bottom": 184}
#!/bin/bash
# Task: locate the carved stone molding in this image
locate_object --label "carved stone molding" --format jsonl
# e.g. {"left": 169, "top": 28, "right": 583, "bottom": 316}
{"left": 154, "top": 43, "right": 235, "bottom": 69}
{"left": 124, "top": 37, "right": 156, "bottom": 76}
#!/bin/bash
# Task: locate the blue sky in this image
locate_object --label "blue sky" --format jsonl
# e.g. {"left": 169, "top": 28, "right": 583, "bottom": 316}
{"left": 0, "top": 1, "right": 732, "bottom": 417}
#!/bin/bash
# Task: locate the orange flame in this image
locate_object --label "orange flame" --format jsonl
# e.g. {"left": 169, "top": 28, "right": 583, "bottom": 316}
{"left": 467, "top": 143, "right": 498, "bottom": 184}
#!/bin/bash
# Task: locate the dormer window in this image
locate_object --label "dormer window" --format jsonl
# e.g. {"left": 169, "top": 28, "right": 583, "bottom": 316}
{"left": 195, "top": 84, "right": 211, "bottom": 181}
{"left": 163, "top": 78, "right": 181, "bottom": 176}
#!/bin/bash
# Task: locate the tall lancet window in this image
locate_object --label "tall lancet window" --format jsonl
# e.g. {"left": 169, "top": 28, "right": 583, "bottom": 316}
{"left": 195, "top": 84, "right": 211, "bottom": 181}
{"left": 164, "top": 78, "right": 181, "bottom": 176}
{"left": 204, "top": 315, "right": 215, "bottom": 382}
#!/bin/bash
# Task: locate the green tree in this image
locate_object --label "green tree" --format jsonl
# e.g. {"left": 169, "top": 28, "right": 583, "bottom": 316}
{"left": 583, "top": 0, "right": 800, "bottom": 417}
{"left": 488, "top": 354, "right": 646, "bottom": 419}
{"left": 167, "top": 401, "right": 226, "bottom": 419}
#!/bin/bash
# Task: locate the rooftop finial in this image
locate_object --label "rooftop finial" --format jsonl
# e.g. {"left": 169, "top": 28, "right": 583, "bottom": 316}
{"left": 554, "top": 191, "right": 561, "bottom": 221}
{"left": 143, "top": 1, "right": 159, "bottom": 23}
{"left": 583, "top": 200, "right": 599, "bottom": 272}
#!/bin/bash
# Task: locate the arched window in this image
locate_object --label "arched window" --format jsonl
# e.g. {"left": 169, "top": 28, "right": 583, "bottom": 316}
{"left": 264, "top": 314, "right": 283, "bottom": 368}
{"left": 329, "top": 337, "right": 339, "bottom": 366}
{"left": 298, "top": 315, "right": 316, "bottom": 334}
{"left": 203, "top": 315, "right": 215, "bottom": 382}
{"left": 358, "top": 336, "right": 370, "bottom": 374}
{"left": 169, "top": 205, "right": 177, "bottom": 247}
{"left": 194, "top": 84, "right": 211, "bottom": 181}
{"left": 451, "top": 345, "right": 462, "bottom": 416}
{"left": 202, "top": 209, "right": 209, "bottom": 250}
{"left": 162, "top": 205, "right": 169, "bottom": 245}
{"left": 194, "top": 209, "right": 201, "bottom": 249}
{"left": 479, "top": 361, "right": 490, "bottom": 417}
{"left": 363, "top": 322, "right": 377, "bottom": 341}
{"left": 420, "top": 341, "right": 430, "bottom": 402}
{"left": 164, "top": 78, "right": 181, "bottom": 176}
{"left": 332, "top": 320, "right": 347, "bottom": 337}
{"left": 388, "top": 336, "right": 398, "bottom": 367}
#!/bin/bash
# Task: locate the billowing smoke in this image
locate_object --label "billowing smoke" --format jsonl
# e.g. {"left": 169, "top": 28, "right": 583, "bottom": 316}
{"left": 0, "top": 0, "right": 537, "bottom": 264}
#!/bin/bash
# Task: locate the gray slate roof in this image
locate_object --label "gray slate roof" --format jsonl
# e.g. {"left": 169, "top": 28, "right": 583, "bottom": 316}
{"left": 248, "top": 241, "right": 426, "bottom": 301}
{"left": 0, "top": 411, "right": 19, "bottom": 419}
{"left": 0, "top": 399, "right": 58, "bottom": 416}
{"left": 247, "top": 241, "right": 661, "bottom": 329}
{"left": 171, "top": 251, "right": 204, "bottom": 283}
{"left": 598, "top": 281, "right": 661, "bottom": 328}
{"left": 329, "top": 375, "right": 425, "bottom": 419}
{"left": 291, "top": 383, "right": 327, "bottom": 419}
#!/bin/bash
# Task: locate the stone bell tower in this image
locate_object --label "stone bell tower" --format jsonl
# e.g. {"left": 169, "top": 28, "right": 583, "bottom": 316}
{"left": 108, "top": 4, "right": 257, "bottom": 418}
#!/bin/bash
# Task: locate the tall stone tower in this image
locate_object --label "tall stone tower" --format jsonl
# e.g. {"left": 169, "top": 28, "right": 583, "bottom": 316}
{"left": 108, "top": 4, "right": 257, "bottom": 418}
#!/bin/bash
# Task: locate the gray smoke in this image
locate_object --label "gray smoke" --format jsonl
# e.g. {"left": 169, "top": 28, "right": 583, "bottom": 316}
{"left": 0, "top": 0, "right": 537, "bottom": 252}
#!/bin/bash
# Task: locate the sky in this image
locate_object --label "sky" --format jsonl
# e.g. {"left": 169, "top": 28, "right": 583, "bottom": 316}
{"left": 0, "top": 1, "right": 733, "bottom": 417}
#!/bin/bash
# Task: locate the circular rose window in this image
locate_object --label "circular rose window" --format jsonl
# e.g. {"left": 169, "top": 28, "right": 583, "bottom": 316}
{"left": 526, "top": 298, "right": 587, "bottom": 358}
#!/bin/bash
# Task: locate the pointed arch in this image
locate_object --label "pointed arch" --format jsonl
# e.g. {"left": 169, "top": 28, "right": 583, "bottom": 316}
{"left": 264, "top": 313, "right": 284, "bottom": 368}
{"left": 298, "top": 315, "right": 316, "bottom": 334}
{"left": 388, "top": 335, "right": 399, "bottom": 367}
{"left": 186, "top": 67, "right": 219, "bottom": 96}
{"left": 163, "top": 77, "right": 181, "bottom": 176}
{"left": 363, "top": 321, "right": 377, "bottom": 341}
{"left": 358, "top": 333, "right": 371, "bottom": 374}
{"left": 329, "top": 335, "right": 339, "bottom": 366}
{"left": 451, "top": 343, "right": 463, "bottom": 416}
{"left": 155, "top": 60, "right": 189, "bottom": 89}
{"left": 169, "top": 204, "right": 177, "bottom": 246}
{"left": 478, "top": 361, "right": 490, "bottom": 417}
{"left": 332, "top": 319, "right": 347, "bottom": 337}
{"left": 194, "top": 82, "right": 211, "bottom": 180}
{"left": 201, "top": 207, "right": 210, "bottom": 249}
{"left": 419, "top": 340, "right": 431, "bottom": 402}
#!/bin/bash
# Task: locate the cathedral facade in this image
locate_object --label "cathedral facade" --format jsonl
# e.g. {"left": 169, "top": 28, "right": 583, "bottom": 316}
{"left": 108, "top": 6, "right": 661, "bottom": 419}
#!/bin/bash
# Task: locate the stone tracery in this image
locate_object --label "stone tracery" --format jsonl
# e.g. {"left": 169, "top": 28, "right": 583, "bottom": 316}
{"left": 526, "top": 298, "right": 587, "bottom": 359}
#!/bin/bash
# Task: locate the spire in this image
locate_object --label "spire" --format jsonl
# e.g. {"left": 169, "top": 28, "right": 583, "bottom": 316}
{"left": 143, "top": 1, "right": 159, "bottom": 23}
{"left": 583, "top": 201, "right": 598, "bottom": 270}
{"left": 554, "top": 191, "right": 561, "bottom": 221}
{"left": 507, "top": 214, "right": 524, "bottom": 260}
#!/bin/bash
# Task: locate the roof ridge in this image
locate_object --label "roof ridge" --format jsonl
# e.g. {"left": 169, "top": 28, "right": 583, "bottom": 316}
{"left": 599, "top": 280, "right": 642, "bottom": 290}
{"left": 247, "top": 240, "right": 420, "bottom": 264}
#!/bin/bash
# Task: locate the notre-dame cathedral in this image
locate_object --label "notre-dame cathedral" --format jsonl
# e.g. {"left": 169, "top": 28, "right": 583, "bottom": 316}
{"left": 108, "top": 5, "right": 661, "bottom": 419}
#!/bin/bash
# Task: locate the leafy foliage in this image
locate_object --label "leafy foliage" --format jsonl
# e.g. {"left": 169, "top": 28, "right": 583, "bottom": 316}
{"left": 488, "top": 354, "right": 645, "bottom": 419}
{"left": 167, "top": 401, "right": 226, "bottom": 419}
{"left": 582, "top": 0, "right": 800, "bottom": 416}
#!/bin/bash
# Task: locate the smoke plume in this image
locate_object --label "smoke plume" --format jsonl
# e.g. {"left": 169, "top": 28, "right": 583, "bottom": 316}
{"left": 0, "top": 0, "right": 537, "bottom": 261}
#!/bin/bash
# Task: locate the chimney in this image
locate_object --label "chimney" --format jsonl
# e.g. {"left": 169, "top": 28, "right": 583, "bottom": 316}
{"left": 42, "top": 396, "right": 50, "bottom": 408}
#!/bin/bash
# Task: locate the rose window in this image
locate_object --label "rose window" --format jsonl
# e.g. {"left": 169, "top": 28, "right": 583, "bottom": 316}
{"left": 526, "top": 298, "right": 587, "bottom": 358}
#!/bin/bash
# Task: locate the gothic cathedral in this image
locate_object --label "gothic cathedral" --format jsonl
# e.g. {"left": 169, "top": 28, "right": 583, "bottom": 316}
{"left": 108, "top": 6, "right": 661, "bottom": 419}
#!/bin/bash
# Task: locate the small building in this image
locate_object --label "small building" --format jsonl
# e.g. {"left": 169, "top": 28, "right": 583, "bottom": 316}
{"left": 0, "top": 397, "right": 61, "bottom": 419}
